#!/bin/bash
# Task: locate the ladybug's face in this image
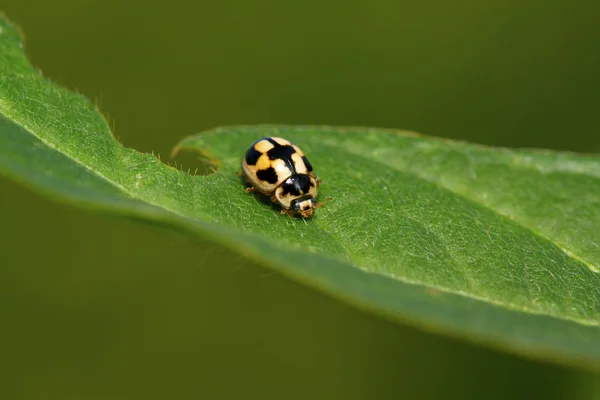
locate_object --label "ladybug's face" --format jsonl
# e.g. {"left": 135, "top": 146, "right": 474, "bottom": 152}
{"left": 291, "top": 196, "right": 316, "bottom": 218}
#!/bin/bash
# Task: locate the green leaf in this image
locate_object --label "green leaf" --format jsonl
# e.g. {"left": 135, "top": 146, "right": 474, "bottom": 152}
{"left": 1, "top": 14, "right": 600, "bottom": 368}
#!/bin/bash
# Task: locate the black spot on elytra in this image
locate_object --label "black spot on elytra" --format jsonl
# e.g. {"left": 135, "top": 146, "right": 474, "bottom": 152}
{"left": 281, "top": 174, "right": 311, "bottom": 196}
{"left": 266, "top": 138, "right": 296, "bottom": 173}
{"left": 302, "top": 156, "right": 313, "bottom": 172}
{"left": 256, "top": 167, "right": 278, "bottom": 184}
{"left": 245, "top": 146, "right": 262, "bottom": 166}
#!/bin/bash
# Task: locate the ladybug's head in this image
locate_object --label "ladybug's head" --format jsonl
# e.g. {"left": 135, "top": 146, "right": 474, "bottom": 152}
{"left": 291, "top": 196, "right": 316, "bottom": 218}
{"left": 274, "top": 174, "right": 319, "bottom": 218}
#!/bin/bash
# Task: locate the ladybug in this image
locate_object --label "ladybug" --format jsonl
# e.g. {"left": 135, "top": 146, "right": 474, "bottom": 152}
{"left": 241, "top": 137, "right": 321, "bottom": 218}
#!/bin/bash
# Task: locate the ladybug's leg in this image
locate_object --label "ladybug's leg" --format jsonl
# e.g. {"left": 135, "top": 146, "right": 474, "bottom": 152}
{"left": 315, "top": 197, "right": 332, "bottom": 208}
{"left": 280, "top": 209, "right": 294, "bottom": 218}
{"left": 240, "top": 171, "right": 255, "bottom": 193}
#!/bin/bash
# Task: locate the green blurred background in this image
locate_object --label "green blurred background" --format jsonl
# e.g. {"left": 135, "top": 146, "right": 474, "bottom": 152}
{"left": 1, "top": 0, "right": 600, "bottom": 399}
